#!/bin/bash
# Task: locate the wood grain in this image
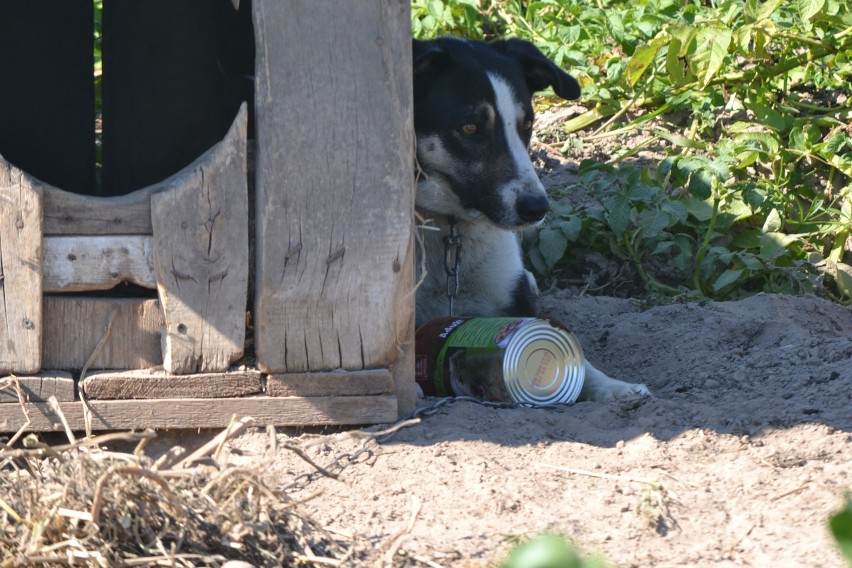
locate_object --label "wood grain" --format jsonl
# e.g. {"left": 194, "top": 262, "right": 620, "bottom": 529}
{"left": 253, "top": 1, "right": 415, "bottom": 392}
{"left": 0, "top": 153, "right": 43, "bottom": 373}
{"left": 42, "top": 296, "right": 163, "bottom": 371}
{"left": 0, "top": 372, "right": 75, "bottom": 403}
{"left": 0, "top": 395, "right": 398, "bottom": 432}
{"left": 43, "top": 235, "right": 156, "bottom": 292}
{"left": 43, "top": 184, "right": 159, "bottom": 235}
{"left": 81, "top": 368, "right": 262, "bottom": 399}
{"left": 266, "top": 369, "right": 395, "bottom": 397}
{"left": 151, "top": 103, "right": 249, "bottom": 374}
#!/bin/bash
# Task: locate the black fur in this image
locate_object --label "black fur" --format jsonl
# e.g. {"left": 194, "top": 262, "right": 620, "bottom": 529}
{"left": 413, "top": 37, "right": 580, "bottom": 229}
{"left": 412, "top": 38, "right": 652, "bottom": 402}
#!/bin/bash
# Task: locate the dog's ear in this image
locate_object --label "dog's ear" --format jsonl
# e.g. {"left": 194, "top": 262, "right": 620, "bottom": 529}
{"left": 498, "top": 39, "right": 581, "bottom": 100}
{"left": 413, "top": 39, "right": 449, "bottom": 78}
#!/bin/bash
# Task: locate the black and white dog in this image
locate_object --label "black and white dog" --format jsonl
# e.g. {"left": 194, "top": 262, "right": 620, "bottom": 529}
{"left": 413, "top": 37, "right": 650, "bottom": 402}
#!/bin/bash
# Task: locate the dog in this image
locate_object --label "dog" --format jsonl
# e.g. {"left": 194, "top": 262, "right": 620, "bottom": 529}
{"left": 413, "top": 37, "right": 650, "bottom": 402}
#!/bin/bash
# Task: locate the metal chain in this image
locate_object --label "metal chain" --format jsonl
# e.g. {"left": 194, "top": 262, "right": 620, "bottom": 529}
{"left": 282, "top": 396, "right": 555, "bottom": 492}
{"left": 443, "top": 217, "right": 462, "bottom": 316}
{"left": 285, "top": 442, "right": 376, "bottom": 491}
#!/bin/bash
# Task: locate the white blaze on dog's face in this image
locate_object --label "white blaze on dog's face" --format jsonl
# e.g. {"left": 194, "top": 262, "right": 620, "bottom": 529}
{"left": 487, "top": 73, "right": 549, "bottom": 227}
{"left": 413, "top": 38, "right": 581, "bottom": 230}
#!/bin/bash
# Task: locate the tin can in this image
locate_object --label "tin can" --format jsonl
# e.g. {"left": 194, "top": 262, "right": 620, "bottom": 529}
{"left": 415, "top": 317, "right": 585, "bottom": 405}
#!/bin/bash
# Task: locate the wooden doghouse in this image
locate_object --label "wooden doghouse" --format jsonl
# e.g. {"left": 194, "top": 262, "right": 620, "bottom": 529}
{"left": 0, "top": 0, "right": 415, "bottom": 432}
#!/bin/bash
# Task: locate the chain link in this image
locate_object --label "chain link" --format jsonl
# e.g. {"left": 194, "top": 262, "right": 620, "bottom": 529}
{"left": 443, "top": 217, "right": 462, "bottom": 316}
{"left": 282, "top": 397, "right": 553, "bottom": 492}
{"left": 285, "top": 442, "right": 376, "bottom": 491}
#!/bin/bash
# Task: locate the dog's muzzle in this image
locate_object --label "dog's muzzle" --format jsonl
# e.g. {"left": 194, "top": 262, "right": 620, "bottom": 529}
{"left": 516, "top": 193, "right": 550, "bottom": 224}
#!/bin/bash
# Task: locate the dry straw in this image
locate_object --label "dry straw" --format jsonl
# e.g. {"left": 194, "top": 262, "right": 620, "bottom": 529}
{"left": 0, "top": 403, "right": 357, "bottom": 567}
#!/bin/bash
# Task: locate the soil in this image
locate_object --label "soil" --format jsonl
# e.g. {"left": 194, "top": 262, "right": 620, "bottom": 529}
{"left": 147, "top": 115, "right": 851, "bottom": 567}
{"left": 141, "top": 290, "right": 852, "bottom": 567}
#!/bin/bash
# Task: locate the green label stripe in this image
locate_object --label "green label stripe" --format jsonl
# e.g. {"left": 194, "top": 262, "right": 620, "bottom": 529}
{"left": 433, "top": 318, "right": 532, "bottom": 394}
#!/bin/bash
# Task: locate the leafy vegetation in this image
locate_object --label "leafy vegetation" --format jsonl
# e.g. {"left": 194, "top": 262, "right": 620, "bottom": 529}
{"left": 412, "top": 0, "right": 852, "bottom": 303}
{"left": 832, "top": 494, "right": 852, "bottom": 564}
{"left": 501, "top": 533, "right": 610, "bottom": 568}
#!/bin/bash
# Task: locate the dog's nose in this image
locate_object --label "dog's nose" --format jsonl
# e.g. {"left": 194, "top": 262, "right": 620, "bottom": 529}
{"left": 516, "top": 194, "right": 550, "bottom": 223}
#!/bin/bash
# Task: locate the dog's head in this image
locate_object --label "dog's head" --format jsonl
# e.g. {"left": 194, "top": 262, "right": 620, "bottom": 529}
{"left": 413, "top": 37, "right": 581, "bottom": 229}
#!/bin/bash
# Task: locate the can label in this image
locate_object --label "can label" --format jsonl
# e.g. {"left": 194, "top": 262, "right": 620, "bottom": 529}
{"left": 415, "top": 316, "right": 585, "bottom": 405}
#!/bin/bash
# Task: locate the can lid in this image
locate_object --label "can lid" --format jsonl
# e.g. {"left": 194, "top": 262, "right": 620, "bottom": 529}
{"left": 502, "top": 320, "right": 585, "bottom": 405}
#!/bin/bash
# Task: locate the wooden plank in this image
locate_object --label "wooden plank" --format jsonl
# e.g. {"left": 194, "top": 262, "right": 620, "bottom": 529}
{"left": 151, "top": 103, "right": 249, "bottom": 374}
{"left": 266, "top": 369, "right": 395, "bottom": 397}
{"left": 42, "top": 297, "right": 163, "bottom": 371}
{"left": 43, "top": 185, "right": 158, "bottom": 235}
{"left": 0, "top": 372, "right": 75, "bottom": 403}
{"left": 81, "top": 368, "right": 262, "bottom": 400}
{"left": 43, "top": 235, "right": 156, "bottom": 292}
{"left": 0, "top": 395, "right": 398, "bottom": 432}
{"left": 253, "top": 1, "right": 415, "bottom": 376}
{"left": 0, "top": 153, "right": 43, "bottom": 373}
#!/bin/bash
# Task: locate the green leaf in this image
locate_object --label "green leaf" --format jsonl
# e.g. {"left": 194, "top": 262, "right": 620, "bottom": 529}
{"left": 665, "top": 38, "right": 688, "bottom": 86}
{"left": 824, "top": 131, "right": 851, "bottom": 155}
{"left": 745, "top": 0, "right": 783, "bottom": 21}
{"left": 556, "top": 215, "right": 583, "bottom": 242}
{"left": 604, "top": 194, "right": 633, "bottom": 238}
{"left": 684, "top": 197, "right": 715, "bottom": 222}
{"left": 655, "top": 127, "right": 706, "bottom": 149}
{"left": 829, "top": 496, "right": 852, "bottom": 563}
{"left": 797, "top": 0, "right": 826, "bottom": 22}
{"left": 745, "top": 100, "right": 792, "bottom": 132}
{"left": 763, "top": 208, "right": 783, "bottom": 232}
{"left": 734, "top": 131, "right": 781, "bottom": 158}
{"left": 688, "top": 169, "right": 714, "bottom": 200}
{"left": 638, "top": 208, "right": 674, "bottom": 238}
{"left": 652, "top": 240, "right": 676, "bottom": 255}
{"left": 831, "top": 262, "right": 852, "bottom": 299}
{"left": 528, "top": 246, "right": 549, "bottom": 277}
{"left": 607, "top": 12, "right": 625, "bottom": 43}
{"left": 713, "top": 268, "right": 744, "bottom": 291}
{"left": 538, "top": 228, "right": 569, "bottom": 269}
{"left": 625, "top": 37, "right": 665, "bottom": 88}
{"left": 759, "top": 231, "right": 799, "bottom": 260}
{"left": 695, "top": 26, "right": 732, "bottom": 88}
{"left": 731, "top": 228, "right": 763, "bottom": 249}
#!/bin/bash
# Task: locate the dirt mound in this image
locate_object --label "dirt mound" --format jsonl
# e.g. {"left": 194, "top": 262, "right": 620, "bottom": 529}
{"left": 199, "top": 292, "right": 851, "bottom": 567}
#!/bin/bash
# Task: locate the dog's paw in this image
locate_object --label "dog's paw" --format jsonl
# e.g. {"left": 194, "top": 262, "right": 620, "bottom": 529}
{"left": 583, "top": 380, "right": 652, "bottom": 403}
{"left": 609, "top": 381, "right": 652, "bottom": 401}
{"left": 580, "top": 361, "right": 653, "bottom": 403}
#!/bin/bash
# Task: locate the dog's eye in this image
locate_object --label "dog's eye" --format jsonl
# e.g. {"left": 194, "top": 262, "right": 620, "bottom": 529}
{"left": 459, "top": 122, "right": 478, "bottom": 136}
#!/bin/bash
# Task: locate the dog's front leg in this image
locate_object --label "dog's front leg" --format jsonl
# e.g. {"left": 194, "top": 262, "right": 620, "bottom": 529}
{"left": 579, "top": 361, "right": 651, "bottom": 402}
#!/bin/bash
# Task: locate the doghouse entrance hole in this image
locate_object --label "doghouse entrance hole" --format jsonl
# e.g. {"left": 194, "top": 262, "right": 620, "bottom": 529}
{"left": 0, "top": 0, "right": 255, "bottom": 197}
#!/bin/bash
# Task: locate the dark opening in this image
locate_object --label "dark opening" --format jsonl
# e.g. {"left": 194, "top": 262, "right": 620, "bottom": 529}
{"left": 0, "top": 0, "right": 254, "bottom": 197}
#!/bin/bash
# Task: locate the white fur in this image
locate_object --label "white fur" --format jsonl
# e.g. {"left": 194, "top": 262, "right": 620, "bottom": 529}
{"left": 415, "top": 215, "right": 524, "bottom": 327}
{"left": 414, "top": 65, "right": 651, "bottom": 403}
{"left": 488, "top": 73, "right": 549, "bottom": 227}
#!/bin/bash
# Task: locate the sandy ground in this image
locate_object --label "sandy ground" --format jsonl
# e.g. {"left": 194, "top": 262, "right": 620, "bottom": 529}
{"left": 149, "top": 291, "right": 851, "bottom": 567}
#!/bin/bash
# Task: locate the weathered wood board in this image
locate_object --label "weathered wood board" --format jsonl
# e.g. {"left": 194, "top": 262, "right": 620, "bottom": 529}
{"left": 0, "top": 395, "right": 398, "bottom": 432}
{"left": 43, "top": 184, "right": 159, "bottom": 235}
{"left": 43, "top": 235, "right": 156, "bottom": 292}
{"left": 81, "top": 368, "right": 262, "bottom": 399}
{"left": 266, "top": 369, "right": 395, "bottom": 397}
{"left": 151, "top": 103, "right": 248, "bottom": 374}
{"left": 253, "top": 0, "right": 416, "bottom": 415}
{"left": 0, "top": 153, "right": 43, "bottom": 373}
{"left": 42, "top": 297, "right": 163, "bottom": 371}
{"left": 0, "top": 372, "right": 75, "bottom": 403}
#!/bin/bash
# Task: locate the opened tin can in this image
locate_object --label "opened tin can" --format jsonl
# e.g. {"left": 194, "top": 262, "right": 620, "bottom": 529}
{"left": 415, "top": 317, "right": 585, "bottom": 405}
